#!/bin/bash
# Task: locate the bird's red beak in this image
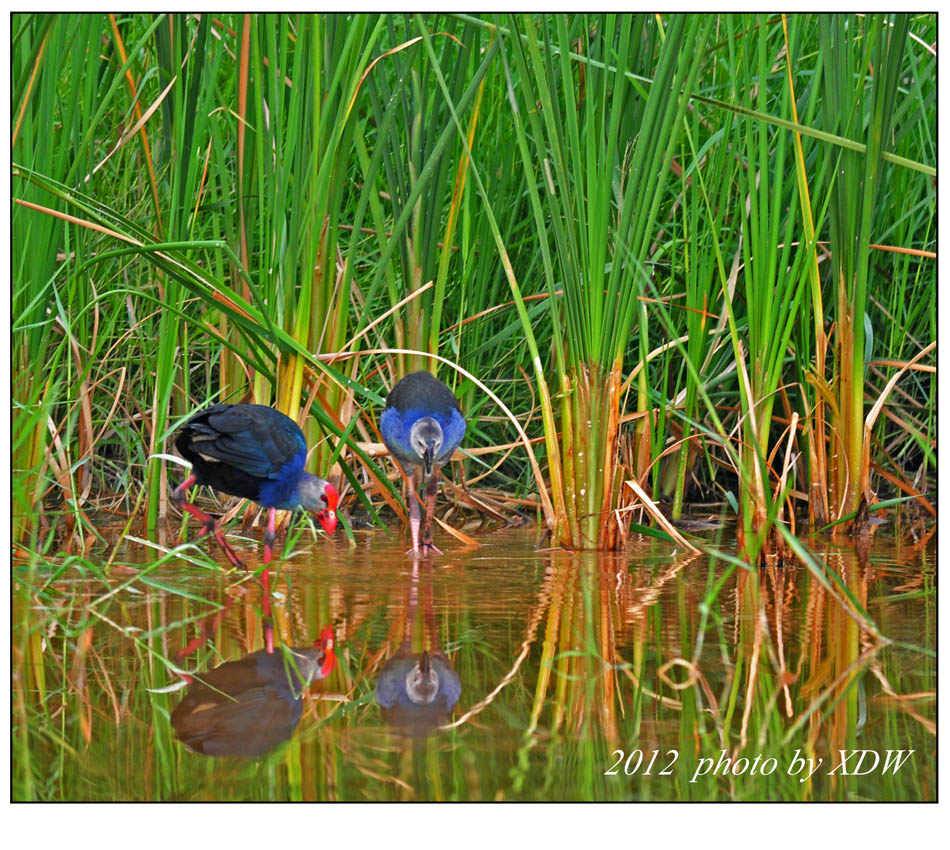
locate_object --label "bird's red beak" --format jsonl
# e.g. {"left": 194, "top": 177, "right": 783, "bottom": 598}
{"left": 316, "top": 626, "right": 336, "bottom": 678}
{"left": 317, "top": 483, "right": 339, "bottom": 534}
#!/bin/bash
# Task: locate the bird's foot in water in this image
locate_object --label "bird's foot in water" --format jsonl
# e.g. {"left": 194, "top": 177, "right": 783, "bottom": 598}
{"left": 177, "top": 501, "right": 247, "bottom": 570}
{"left": 217, "top": 542, "right": 246, "bottom": 570}
{"left": 406, "top": 542, "right": 443, "bottom": 557}
{"left": 421, "top": 524, "right": 443, "bottom": 556}
{"left": 202, "top": 520, "right": 246, "bottom": 570}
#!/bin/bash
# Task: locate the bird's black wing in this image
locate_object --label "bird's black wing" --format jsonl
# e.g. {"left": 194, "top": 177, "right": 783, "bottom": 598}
{"left": 180, "top": 404, "right": 306, "bottom": 479}
{"left": 386, "top": 371, "right": 460, "bottom": 416}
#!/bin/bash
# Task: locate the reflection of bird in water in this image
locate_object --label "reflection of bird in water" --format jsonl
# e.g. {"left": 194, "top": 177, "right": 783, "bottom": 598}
{"left": 375, "top": 641, "right": 461, "bottom": 736}
{"left": 172, "top": 628, "right": 335, "bottom": 758}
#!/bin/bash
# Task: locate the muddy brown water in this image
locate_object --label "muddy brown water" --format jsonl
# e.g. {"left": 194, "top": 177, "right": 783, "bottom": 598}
{"left": 14, "top": 523, "right": 935, "bottom": 801}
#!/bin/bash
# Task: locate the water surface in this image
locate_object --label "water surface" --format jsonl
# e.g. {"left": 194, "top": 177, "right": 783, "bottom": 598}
{"left": 13, "top": 523, "right": 935, "bottom": 802}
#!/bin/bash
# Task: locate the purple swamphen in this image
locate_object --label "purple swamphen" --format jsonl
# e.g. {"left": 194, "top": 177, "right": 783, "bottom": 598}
{"left": 172, "top": 404, "right": 339, "bottom": 569}
{"left": 380, "top": 371, "right": 466, "bottom": 555}
{"left": 172, "top": 627, "right": 336, "bottom": 757}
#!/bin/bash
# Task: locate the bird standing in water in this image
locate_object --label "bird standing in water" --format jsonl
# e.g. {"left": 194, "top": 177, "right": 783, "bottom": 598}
{"left": 172, "top": 404, "right": 338, "bottom": 570}
{"left": 380, "top": 371, "right": 466, "bottom": 555}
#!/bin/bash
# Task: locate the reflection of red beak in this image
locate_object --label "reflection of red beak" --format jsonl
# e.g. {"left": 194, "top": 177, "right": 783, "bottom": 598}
{"left": 317, "top": 483, "right": 339, "bottom": 534}
{"left": 317, "top": 626, "right": 336, "bottom": 678}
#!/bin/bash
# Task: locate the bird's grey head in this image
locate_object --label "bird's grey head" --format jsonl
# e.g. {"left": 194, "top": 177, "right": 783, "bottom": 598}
{"left": 410, "top": 418, "right": 444, "bottom": 477}
{"left": 297, "top": 474, "right": 339, "bottom": 534}
{"left": 405, "top": 652, "right": 439, "bottom": 705}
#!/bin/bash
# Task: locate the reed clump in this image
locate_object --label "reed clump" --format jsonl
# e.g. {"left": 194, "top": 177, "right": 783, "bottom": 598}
{"left": 12, "top": 13, "right": 935, "bottom": 556}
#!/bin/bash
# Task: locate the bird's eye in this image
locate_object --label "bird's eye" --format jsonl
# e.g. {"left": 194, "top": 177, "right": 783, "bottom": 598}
{"left": 321, "top": 494, "right": 328, "bottom": 505}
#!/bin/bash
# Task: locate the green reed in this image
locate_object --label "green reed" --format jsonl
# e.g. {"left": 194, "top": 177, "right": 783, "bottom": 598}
{"left": 489, "top": 14, "right": 714, "bottom": 549}
{"left": 818, "top": 15, "right": 915, "bottom": 531}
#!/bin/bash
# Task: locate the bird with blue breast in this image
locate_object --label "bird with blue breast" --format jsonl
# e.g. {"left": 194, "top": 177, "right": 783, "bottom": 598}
{"left": 380, "top": 371, "right": 466, "bottom": 556}
{"left": 172, "top": 403, "right": 338, "bottom": 572}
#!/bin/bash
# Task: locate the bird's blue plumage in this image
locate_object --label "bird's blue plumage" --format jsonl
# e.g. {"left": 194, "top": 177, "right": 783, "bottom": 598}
{"left": 380, "top": 405, "right": 465, "bottom": 468}
{"left": 380, "top": 372, "right": 466, "bottom": 472}
{"left": 256, "top": 454, "right": 309, "bottom": 509}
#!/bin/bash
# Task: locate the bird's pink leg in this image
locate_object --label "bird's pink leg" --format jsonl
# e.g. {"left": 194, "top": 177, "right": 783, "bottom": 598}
{"left": 172, "top": 474, "right": 245, "bottom": 569}
{"left": 392, "top": 460, "right": 422, "bottom": 556}
{"left": 262, "top": 506, "right": 277, "bottom": 567}
{"left": 420, "top": 472, "right": 443, "bottom": 555}
{"left": 407, "top": 474, "right": 422, "bottom": 556}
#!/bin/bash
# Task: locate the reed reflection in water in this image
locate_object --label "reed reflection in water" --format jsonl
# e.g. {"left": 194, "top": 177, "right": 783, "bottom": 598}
{"left": 12, "top": 526, "right": 935, "bottom": 802}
